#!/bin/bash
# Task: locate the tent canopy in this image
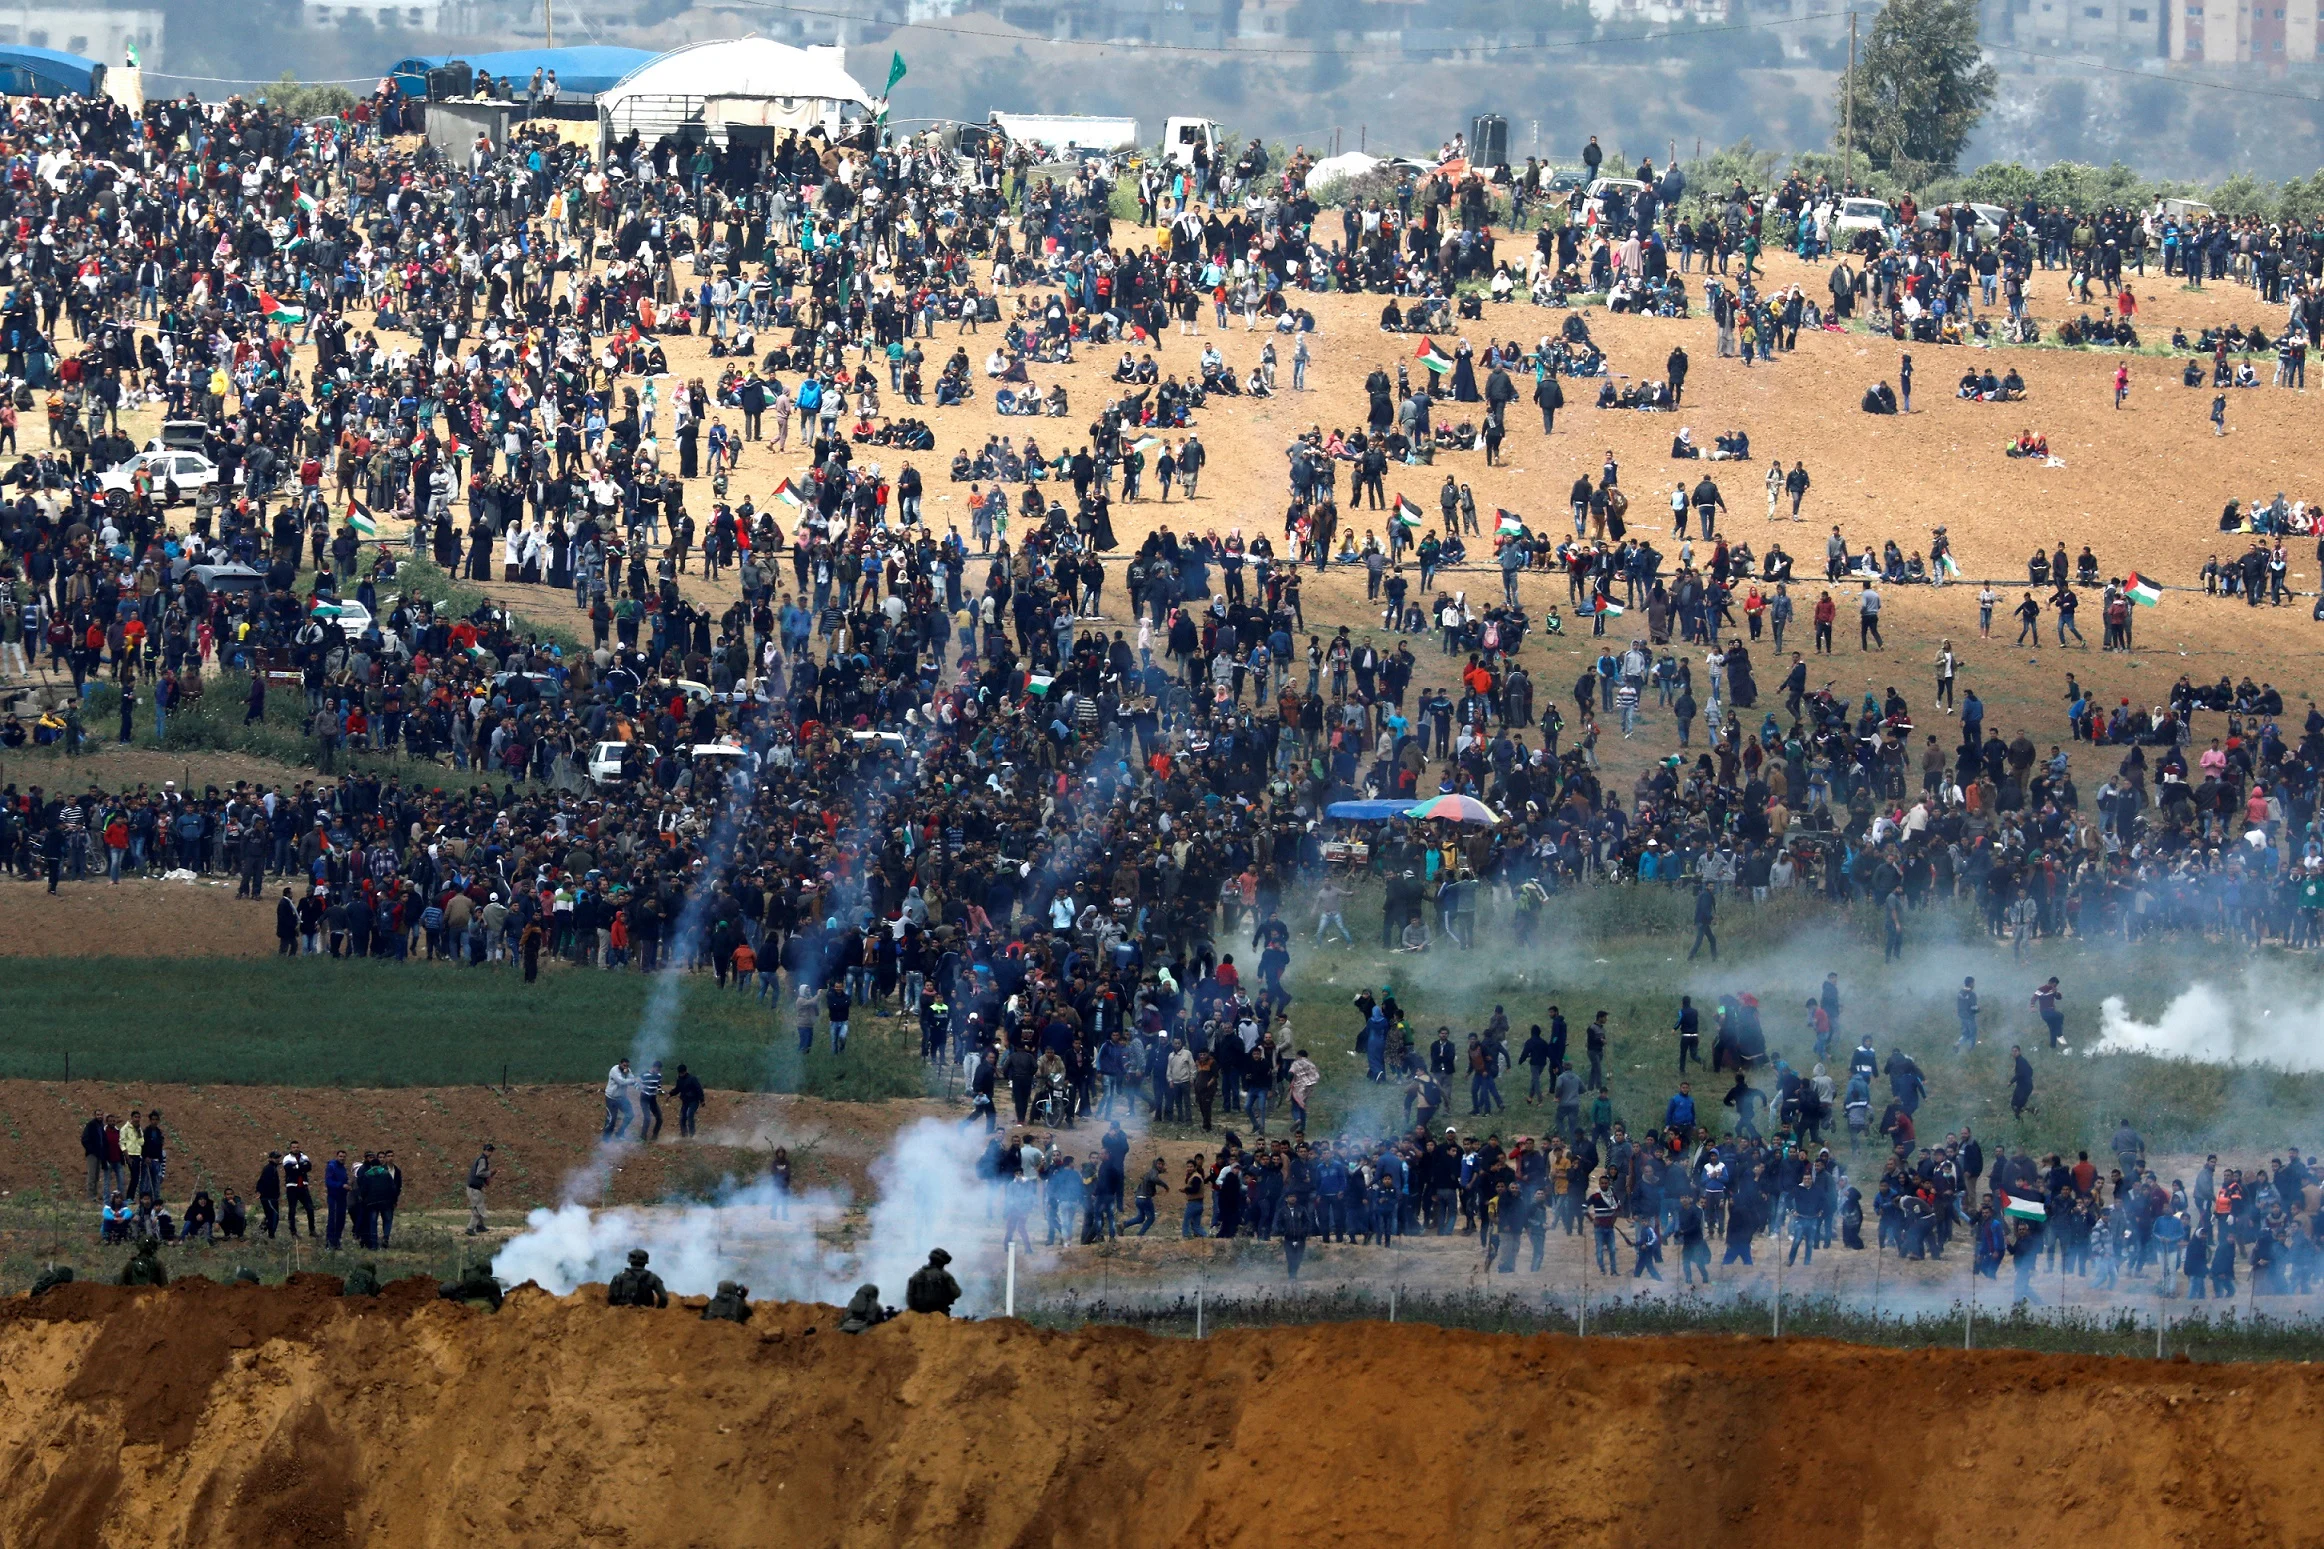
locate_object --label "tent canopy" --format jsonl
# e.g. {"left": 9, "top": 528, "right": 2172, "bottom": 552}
{"left": 390, "top": 47, "right": 655, "bottom": 98}
{"left": 598, "top": 37, "right": 874, "bottom": 145}
{"left": 0, "top": 45, "right": 101, "bottom": 99}
{"left": 1325, "top": 800, "right": 1412, "bottom": 823}
{"left": 601, "top": 36, "right": 871, "bottom": 112}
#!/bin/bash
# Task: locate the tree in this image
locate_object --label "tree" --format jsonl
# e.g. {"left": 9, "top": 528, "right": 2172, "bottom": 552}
{"left": 1834, "top": 0, "right": 1997, "bottom": 187}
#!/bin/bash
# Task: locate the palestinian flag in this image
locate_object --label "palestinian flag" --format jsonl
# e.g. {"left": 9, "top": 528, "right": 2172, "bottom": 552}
{"left": 1999, "top": 1192, "right": 2047, "bottom": 1225}
{"left": 1131, "top": 435, "right": 1161, "bottom": 453}
{"left": 1590, "top": 598, "right": 1625, "bottom": 617}
{"left": 1496, "top": 509, "right": 1524, "bottom": 537}
{"left": 1415, "top": 337, "right": 1454, "bottom": 375}
{"left": 1393, "top": 495, "right": 1425, "bottom": 529}
{"left": 258, "top": 290, "right": 305, "bottom": 326}
{"left": 772, "top": 478, "right": 806, "bottom": 511}
{"left": 2126, "top": 572, "right": 2162, "bottom": 607}
{"left": 293, "top": 183, "right": 318, "bottom": 215}
{"left": 345, "top": 500, "right": 377, "bottom": 539}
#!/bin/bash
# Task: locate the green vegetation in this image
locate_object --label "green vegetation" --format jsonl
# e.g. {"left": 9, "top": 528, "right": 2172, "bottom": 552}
{"left": 1280, "top": 881, "right": 2324, "bottom": 1160}
{"left": 258, "top": 73, "right": 359, "bottom": 122}
{"left": 4, "top": 956, "right": 929, "bottom": 1100}
{"left": 1833, "top": 0, "right": 1998, "bottom": 183}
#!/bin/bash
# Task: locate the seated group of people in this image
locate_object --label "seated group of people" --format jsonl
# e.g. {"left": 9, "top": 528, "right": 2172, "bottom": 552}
{"left": 2003, "top": 429, "right": 2052, "bottom": 459}
{"left": 704, "top": 323, "right": 759, "bottom": 359}
{"left": 1606, "top": 274, "right": 1691, "bottom": 317}
{"left": 934, "top": 354, "right": 977, "bottom": 406}
{"left": 995, "top": 383, "right": 1070, "bottom": 418}
{"left": 1955, "top": 366, "right": 2027, "bottom": 401}
{"left": 2054, "top": 311, "right": 2139, "bottom": 348}
{"left": 854, "top": 417, "right": 937, "bottom": 449}
{"left": 1597, "top": 376, "right": 1676, "bottom": 410}
{"left": 2175, "top": 322, "right": 2273, "bottom": 354}
{"left": 1112, "top": 352, "right": 1162, "bottom": 384}
{"left": 2185, "top": 357, "right": 2265, "bottom": 388}
{"left": 1670, "top": 427, "right": 1752, "bottom": 461}
{"left": 1380, "top": 296, "right": 1452, "bottom": 333}
{"left": 1846, "top": 540, "right": 1936, "bottom": 584}
{"left": 951, "top": 434, "right": 1053, "bottom": 483}
{"left": 1860, "top": 381, "right": 1901, "bottom": 415}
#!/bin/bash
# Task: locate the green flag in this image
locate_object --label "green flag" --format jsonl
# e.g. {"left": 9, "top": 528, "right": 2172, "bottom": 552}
{"left": 885, "top": 50, "right": 906, "bottom": 94}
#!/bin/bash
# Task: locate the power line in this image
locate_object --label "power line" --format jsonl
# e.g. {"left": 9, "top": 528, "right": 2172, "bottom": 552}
{"left": 711, "top": 0, "right": 1848, "bottom": 57}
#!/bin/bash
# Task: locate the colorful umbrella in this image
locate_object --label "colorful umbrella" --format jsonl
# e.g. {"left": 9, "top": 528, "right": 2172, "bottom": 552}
{"left": 1405, "top": 794, "right": 1500, "bottom": 825}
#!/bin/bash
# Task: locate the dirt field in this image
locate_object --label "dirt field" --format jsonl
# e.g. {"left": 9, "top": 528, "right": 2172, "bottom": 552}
{"left": 6, "top": 232, "right": 2317, "bottom": 952}
{"left": 1, "top": 1277, "right": 2319, "bottom": 1548}
{"left": 0, "top": 1081, "right": 944, "bottom": 1215}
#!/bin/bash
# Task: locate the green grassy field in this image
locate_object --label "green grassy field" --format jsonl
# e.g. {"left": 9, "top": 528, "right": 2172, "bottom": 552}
{"left": 14, "top": 881, "right": 2324, "bottom": 1163}
{"left": 1274, "top": 881, "right": 2324, "bottom": 1164}
{"left": 4, "top": 956, "right": 927, "bottom": 1100}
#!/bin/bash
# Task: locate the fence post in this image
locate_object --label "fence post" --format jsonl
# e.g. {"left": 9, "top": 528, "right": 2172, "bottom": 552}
{"left": 1389, "top": 1283, "right": 1397, "bottom": 1323}
{"left": 1773, "top": 1243, "right": 1783, "bottom": 1339}
{"left": 1005, "top": 1240, "right": 1016, "bottom": 1318}
{"left": 1195, "top": 1283, "right": 1203, "bottom": 1340}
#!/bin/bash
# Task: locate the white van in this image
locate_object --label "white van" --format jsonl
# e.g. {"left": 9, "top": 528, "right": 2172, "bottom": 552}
{"left": 1832, "top": 197, "right": 1895, "bottom": 241}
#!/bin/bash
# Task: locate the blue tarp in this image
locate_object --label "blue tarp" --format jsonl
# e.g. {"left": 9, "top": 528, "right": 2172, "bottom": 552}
{"left": 388, "top": 46, "right": 655, "bottom": 98}
{"left": 0, "top": 45, "right": 100, "bottom": 99}
{"left": 1325, "top": 800, "right": 1412, "bottom": 823}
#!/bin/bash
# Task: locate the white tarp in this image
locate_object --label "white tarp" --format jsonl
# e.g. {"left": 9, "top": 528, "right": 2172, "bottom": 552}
{"left": 1303, "top": 150, "right": 1382, "bottom": 191}
{"left": 598, "top": 37, "right": 874, "bottom": 146}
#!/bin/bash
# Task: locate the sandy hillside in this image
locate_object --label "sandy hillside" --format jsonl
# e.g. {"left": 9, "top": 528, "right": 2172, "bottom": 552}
{"left": 1, "top": 1276, "right": 2319, "bottom": 1548}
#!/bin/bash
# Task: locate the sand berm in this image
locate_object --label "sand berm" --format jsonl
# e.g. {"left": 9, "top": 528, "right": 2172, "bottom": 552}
{"left": 0, "top": 1275, "right": 2314, "bottom": 1547}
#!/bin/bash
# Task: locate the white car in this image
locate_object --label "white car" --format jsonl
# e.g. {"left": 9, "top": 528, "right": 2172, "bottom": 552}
{"left": 1583, "top": 177, "right": 1649, "bottom": 227}
{"left": 588, "top": 739, "right": 654, "bottom": 785}
{"left": 308, "top": 599, "right": 373, "bottom": 634}
{"left": 1832, "top": 197, "right": 1895, "bottom": 242}
{"left": 97, "top": 449, "right": 238, "bottom": 502}
{"left": 1919, "top": 202, "right": 2008, "bottom": 245}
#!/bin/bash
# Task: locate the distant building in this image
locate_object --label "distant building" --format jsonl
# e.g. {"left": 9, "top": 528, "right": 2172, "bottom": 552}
{"left": 301, "top": 0, "right": 450, "bottom": 30}
{"left": 0, "top": 3, "right": 160, "bottom": 65}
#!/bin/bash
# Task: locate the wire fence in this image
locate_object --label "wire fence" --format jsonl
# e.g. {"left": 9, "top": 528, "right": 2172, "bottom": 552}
{"left": 1016, "top": 1281, "right": 2324, "bottom": 1363}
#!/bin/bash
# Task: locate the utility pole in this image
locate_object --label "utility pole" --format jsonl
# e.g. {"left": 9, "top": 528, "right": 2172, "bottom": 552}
{"left": 1843, "top": 11, "right": 1857, "bottom": 192}
{"left": 545, "top": 0, "right": 554, "bottom": 49}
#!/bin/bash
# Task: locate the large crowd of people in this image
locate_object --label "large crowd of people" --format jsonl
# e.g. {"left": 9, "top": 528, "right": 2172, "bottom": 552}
{"left": 0, "top": 77, "right": 2318, "bottom": 1315}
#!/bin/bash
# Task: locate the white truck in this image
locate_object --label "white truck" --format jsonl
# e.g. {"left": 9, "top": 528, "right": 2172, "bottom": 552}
{"left": 988, "top": 112, "right": 1138, "bottom": 167}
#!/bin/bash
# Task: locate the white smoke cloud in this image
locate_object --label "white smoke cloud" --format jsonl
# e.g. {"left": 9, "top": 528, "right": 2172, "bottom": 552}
{"left": 491, "top": 1118, "right": 1024, "bottom": 1312}
{"left": 2091, "top": 981, "right": 2324, "bottom": 1072}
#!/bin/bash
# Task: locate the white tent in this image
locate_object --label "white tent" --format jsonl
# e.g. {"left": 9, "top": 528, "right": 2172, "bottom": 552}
{"left": 1302, "top": 150, "right": 1381, "bottom": 192}
{"left": 598, "top": 37, "right": 876, "bottom": 148}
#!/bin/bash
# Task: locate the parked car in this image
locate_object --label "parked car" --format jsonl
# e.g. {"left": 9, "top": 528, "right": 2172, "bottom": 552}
{"left": 1832, "top": 197, "right": 1895, "bottom": 241}
{"left": 588, "top": 739, "right": 655, "bottom": 786}
{"left": 96, "top": 449, "right": 238, "bottom": 503}
{"left": 1917, "top": 202, "right": 2008, "bottom": 245}
{"left": 1583, "top": 177, "right": 1648, "bottom": 226}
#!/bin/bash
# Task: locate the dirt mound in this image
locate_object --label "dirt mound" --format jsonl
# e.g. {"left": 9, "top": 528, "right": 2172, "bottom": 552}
{"left": 0, "top": 1281, "right": 2316, "bottom": 1547}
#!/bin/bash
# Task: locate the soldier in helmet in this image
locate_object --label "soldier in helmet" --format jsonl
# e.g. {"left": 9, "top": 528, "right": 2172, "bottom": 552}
{"left": 606, "top": 1248, "right": 669, "bottom": 1307}
{"left": 701, "top": 1281, "right": 753, "bottom": 1324}
{"left": 903, "top": 1248, "right": 960, "bottom": 1315}
{"left": 119, "top": 1240, "right": 169, "bottom": 1287}
{"left": 837, "top": 1283, "right": 887, "bottom": 1333}
{"left": 342, "top": 1262, "right": 384, "bottom": 1297}
{"left": 28, "top": 1264, "right": 74, "bottom": 1297}
{"left": 439, "top": 1262, "right": 504, "bottom": 1311}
